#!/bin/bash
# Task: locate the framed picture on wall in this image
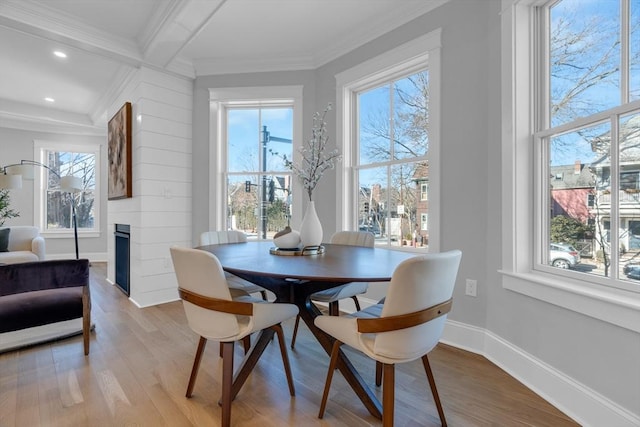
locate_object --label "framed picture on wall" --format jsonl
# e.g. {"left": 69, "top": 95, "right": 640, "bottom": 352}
{"left": 108, "top": 102, "right": 132, "bottom": 200}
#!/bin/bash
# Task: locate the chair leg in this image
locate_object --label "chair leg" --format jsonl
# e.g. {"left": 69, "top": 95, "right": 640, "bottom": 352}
{"left": 291, "top": 315, "right": 301, "bottom": 349}
{"left": 382, "top": 363, "right": 395, "bottom": 427}
{"left": 82, "top": 286, "right": 91, "bottom": 355}
{"left": 318, "top": 340, "right": 342, "bottom": 419}
{"left": 328, "top": 301, "right": 339, "bottom": 316}
{"left": 219, "top": 341, "right": 233, "bottom": 358}
{"left": 221, "top": 341, "right": 235, "bottom": 427}
{"left": 186, "top": 336, "right": 207, "bottom": 398}
{"left": 375, "top": 361, "right": 383, "bottom": 386}
{"left": 351, "top": 295, "right": 361, "bottom": 311}
{"left": 422, "top": 354, "right": 447, "bottom": 427}
{"left": 242, "top": 335, "right": 251, "bottom": 353}
{"left": 271, "top": 324, "right": 296, "bottom": 396}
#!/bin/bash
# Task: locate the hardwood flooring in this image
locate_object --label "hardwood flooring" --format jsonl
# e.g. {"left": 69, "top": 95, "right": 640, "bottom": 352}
{"left": 0, "top": 263, "right": 579, "bottom": 426}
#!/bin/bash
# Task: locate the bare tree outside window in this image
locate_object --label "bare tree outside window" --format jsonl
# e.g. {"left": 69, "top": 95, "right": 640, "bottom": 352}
{"left": 357, "top": 71, "right": 429, "bottom": 247}
{"left": 544, "top": 0, "right": 640, "bottom": 286}
{"left": 45, "top": 151, "right": 95, "bottom": 230}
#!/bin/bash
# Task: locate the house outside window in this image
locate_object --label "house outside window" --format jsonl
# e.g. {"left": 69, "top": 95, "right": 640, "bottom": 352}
{"left": 336, "top": 31, "right": 441, "bottom": 251}
{"left": 34, "top": 141, "right": 99, "bottom": 236}
{"left": 538, "top": 0, "right": 640, "bottom": 288}
{"left": 421, "top": 182, "right": 428, "bottom": 201}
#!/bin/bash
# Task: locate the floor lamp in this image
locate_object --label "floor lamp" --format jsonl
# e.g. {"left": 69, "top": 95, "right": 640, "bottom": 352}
{"left": 2, "top": 160, "right": 82, "bottom": 259}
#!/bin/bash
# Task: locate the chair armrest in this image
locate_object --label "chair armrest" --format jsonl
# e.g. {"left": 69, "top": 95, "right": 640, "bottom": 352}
{"left": 31, "top": 236, "right": 46, "bottom": 260}
{"left": 178, "top": 288, "right": 253, "bottom": 315}
{"left": 356, "top": 299, "right": 452, "bottom": 333}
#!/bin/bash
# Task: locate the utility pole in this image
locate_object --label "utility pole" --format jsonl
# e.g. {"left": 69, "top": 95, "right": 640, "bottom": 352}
{"left": 261, "top": 125, "right": 292, "bottom": 239}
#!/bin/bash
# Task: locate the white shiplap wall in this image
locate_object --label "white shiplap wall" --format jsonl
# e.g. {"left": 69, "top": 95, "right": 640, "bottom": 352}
{"left": 107, "top": 66, "right": 192, "bottom": 308}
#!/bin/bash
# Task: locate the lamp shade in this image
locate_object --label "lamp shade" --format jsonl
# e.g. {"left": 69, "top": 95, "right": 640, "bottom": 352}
{"left": 0, "top": 174, "right": 22, "bottom": 189}
{"left": 5, "top": 164, "right": 34, "bottom": 179}
{"left": 60, "top": 175, "right": 82, "bottom": 192}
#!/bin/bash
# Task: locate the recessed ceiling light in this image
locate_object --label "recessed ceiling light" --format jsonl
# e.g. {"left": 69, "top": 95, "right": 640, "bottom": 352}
{"left": 44, "top": 97, "right": 55, "bottom": 103}
{"left": 53, "top": 51, "right": 67, "bottom": 58}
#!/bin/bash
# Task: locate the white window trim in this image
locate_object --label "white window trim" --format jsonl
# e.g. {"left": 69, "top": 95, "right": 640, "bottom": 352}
{"left": 208, "top": 86, "right": 304, "bottom": 232}
{"left": 500, "top": 0, "right": 640, "bottom": 333}
{"left": 33, "top": 140, "right": 100, "bottom": 238}
{"left": 335, "top": 30, "right": 442, "bottom": 252}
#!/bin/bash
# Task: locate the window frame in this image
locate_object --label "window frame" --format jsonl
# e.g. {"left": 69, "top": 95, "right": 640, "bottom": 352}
{"left": 421, "top": 182, "right": 429, "bottom": 201}
{"left": 335, "top": 30, "right": 442, "bottom": 252}
{"left": 33, "top": 140, "right": 100, "bottom": 238}
{"left": 208, "top": 86, "right": 304, "bottom": 233}
{"left": 500, "top": 0, "right": 640, "bottom": 333}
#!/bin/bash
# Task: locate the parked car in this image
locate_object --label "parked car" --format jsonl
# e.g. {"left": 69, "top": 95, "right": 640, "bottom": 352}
{"left": 623, "top": 262, "right": 640, "bottom": 280}
{"left": 550, "top": 243, "right": 581, "bottom": 269}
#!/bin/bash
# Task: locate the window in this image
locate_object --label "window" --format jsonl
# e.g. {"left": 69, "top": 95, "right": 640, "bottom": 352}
{"left": 538, "top": 0, "right": 640, "bottom": 290}
{"left": 421, "top": 182, "right": 428, "bottom": 201}
{"left": 208, "top": 86, "right": 303, "bottom": 236}
{"left": 34, "top": 141, "right": 99, "bottom": 236}
{"left": 337, "top": 31, "right": 441, "bottom": 251}
{"left": 225, "top": 105, "right": 294, "bottom": 239}
{"left": 501, "top": 0, "right": 639, "bottom": 332}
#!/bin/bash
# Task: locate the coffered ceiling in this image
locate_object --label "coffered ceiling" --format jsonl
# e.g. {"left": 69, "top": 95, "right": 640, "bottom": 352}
{"left": 0, "top": 0, "right": 445, "bottom": 134}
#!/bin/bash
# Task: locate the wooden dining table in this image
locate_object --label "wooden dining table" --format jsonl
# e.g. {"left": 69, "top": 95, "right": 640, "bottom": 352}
{"left": 197, "top": 240, "right": 418, "bottom": 419}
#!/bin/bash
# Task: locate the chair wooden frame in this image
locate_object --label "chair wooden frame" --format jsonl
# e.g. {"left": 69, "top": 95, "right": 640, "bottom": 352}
{"left": 318, "top": 298, "right": 452, "bottom": 427}
{"left": 178, "top": 288, "right": 295, "bottom": 427}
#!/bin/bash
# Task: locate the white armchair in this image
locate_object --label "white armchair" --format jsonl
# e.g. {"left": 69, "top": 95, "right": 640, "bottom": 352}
{"left": 0, "top": 226, "right": 45, "bottom": 264}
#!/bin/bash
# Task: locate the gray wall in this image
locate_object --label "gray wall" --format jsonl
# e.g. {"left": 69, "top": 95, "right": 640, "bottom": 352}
{"left": 0, "top": 127, "right": 107, "bottom": 259}
{"left": 190, "top": 0, "right": 639, "bottom": 420}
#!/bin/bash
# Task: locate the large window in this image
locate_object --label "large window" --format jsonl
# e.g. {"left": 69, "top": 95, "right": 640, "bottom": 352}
{"left": 225, "top": 105, "right": 294, "bottom": 239}
{"left": 537, "top": 0, "right": 640, "bottom": 290}
{"left": 355, "top": 71, "right": 429, "bottom": 247}
{"left": 337, "top": 31, "right": 441, "bottom": 251}
{"left": 502, "top": 0, "right": 639, "bottom": 331}
{"left": 35, "top": 141, "right": 99, "bottom": 236}
{"left": 208, "top": 86, "right": 303, "bottom": 237}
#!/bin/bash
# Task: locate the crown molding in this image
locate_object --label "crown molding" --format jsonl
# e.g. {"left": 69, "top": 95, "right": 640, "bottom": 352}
{"left": 194, "top": 55, "right": 315, "bottom": 76}
{"left": 0, "top": 110, "right": 105, "bottom": 136}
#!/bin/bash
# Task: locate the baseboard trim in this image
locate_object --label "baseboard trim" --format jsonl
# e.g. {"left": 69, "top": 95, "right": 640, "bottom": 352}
{"left": 441, "top": 319, "right": 640, "bottom": 427}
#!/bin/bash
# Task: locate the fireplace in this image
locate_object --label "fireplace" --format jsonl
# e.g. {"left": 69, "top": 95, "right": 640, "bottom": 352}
{"left": 114, "top": 224, "right": 130, "bottom": 296}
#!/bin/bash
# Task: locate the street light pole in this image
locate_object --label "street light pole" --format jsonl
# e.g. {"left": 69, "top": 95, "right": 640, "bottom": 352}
{"left": 261, "top": 125, "right": 292, "bottom": 239}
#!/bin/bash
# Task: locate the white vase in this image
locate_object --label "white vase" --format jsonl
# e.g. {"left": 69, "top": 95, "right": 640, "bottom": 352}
{"left": 299, "top": 201, "right": 323, "bottom": 248}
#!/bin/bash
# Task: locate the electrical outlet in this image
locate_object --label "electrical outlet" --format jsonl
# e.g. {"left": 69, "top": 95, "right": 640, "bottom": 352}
{"left": 465, "top": 279, "right": 477, "bottom": 297}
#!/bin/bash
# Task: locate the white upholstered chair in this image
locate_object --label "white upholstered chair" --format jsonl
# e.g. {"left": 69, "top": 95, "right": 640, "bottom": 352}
{"left": 170, "top": 246, "right": 298, "bottom": 427}
{"left": 290, "top": 230, "right": 375, "bottom": 348}
{"left": 199, "top": 230, "right": 268, "bottom": 300}
{"left": 315, "top": 250, "right": 462, "bottom": 426}
{"left": 0, "top": 226, "right": 45, "bottom": 264}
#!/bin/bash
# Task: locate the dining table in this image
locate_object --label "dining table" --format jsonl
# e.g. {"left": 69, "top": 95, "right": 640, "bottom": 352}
{"left": 197, "top": 240, "right": 418, "bottom": 419}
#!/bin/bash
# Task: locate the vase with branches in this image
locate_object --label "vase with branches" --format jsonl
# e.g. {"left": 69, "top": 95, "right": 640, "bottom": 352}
{"left": 272, "top": 103, "right": 341, "bottom": 247}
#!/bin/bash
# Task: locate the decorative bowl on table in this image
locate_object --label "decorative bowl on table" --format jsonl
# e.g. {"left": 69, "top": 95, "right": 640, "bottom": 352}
{"left": 273, "top": 226, "right": 301, "bottom": 250}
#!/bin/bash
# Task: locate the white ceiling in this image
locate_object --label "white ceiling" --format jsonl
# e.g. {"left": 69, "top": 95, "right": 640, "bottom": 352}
{"left": 0, "top": 0, "right": 445, "bottom": 135}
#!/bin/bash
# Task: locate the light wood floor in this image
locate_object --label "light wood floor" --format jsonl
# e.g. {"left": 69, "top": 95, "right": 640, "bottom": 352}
{"left": 0, "top": 263, "right": 579, "bottom": 427}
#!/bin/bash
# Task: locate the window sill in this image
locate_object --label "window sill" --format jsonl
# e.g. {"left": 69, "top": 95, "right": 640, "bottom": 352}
{"left": 41, "top": 231, "right": 100, "bottom": 239}
{"left": 501, "top": 270, "right": 640, "bottom": 333}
